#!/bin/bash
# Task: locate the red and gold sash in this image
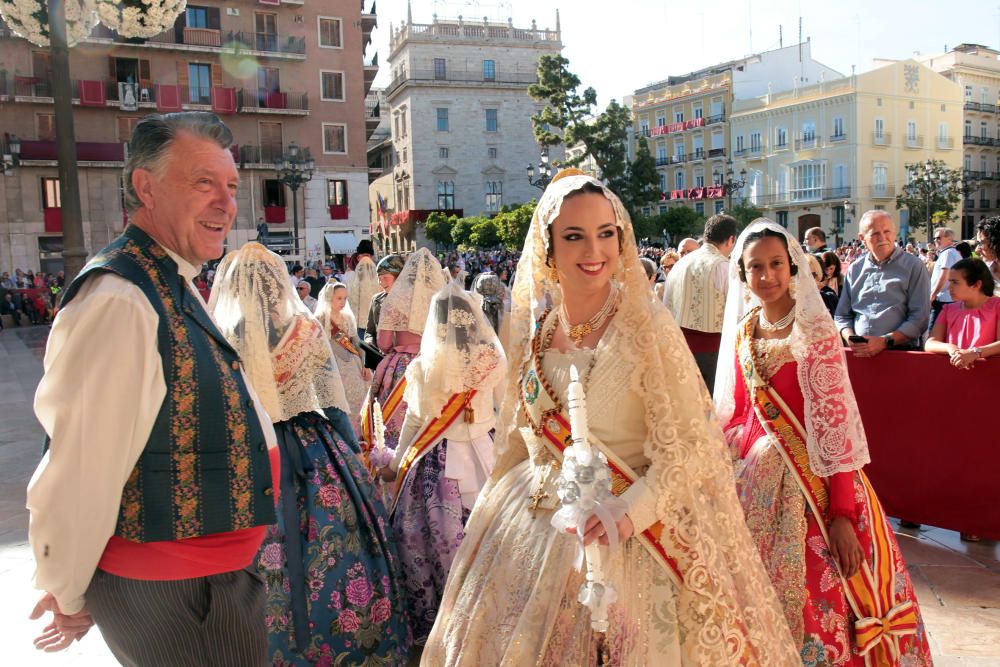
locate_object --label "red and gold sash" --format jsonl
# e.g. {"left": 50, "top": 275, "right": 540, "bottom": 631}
{"left": 390, "top": 390, "right": 476, "bottom": 512}
{"left": 329, "top": 323, "right": 362, "bottom": 358}
{"left": 741, "top": 319, "right": 918, "bottom": 665}
{"left": 519, "top": 315, "right": 683, "bottom": 588}
{"left": 360, "top": 376, "right": 407, "bottom": 472}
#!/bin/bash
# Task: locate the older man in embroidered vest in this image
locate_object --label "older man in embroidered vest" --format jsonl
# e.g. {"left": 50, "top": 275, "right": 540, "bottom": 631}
{"left": 666, "top": 214, "right": 738, "bottom": 393}
{"left": 27, "top": 112, "right": 279, "bottom": 665}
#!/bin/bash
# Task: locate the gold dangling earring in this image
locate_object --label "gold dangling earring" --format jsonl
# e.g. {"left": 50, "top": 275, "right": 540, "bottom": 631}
{"left": 549, "top": 265, "right": 560, "bottom": 284}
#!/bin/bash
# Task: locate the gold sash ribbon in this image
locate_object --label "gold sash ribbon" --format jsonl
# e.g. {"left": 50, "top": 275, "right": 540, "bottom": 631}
{"left": 389, "top": 390, "right": 476, "bottom": 512}
{"left": 740, "top": 319, "right": 918, "bottom": 665}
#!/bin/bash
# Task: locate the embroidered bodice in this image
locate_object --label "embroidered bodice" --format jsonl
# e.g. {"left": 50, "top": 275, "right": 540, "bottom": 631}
{"left": 749, "top": 335, "right": 796, "bottom": 383}
{"left": 522, "top": 326, "right": 649, "bottom": 473}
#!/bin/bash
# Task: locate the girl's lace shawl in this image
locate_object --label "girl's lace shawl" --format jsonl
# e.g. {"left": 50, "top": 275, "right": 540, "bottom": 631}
{"left": 484, "top": 174, "right": 800, "bottom": 664}
{"left": 379, "top": 248, "right": 447, "bottom": 334}
{"left": 315, "top": 281, "right": 359, "bottom": 339}
{"left": 208, "top": 243, "right": 349, "bottom": 423}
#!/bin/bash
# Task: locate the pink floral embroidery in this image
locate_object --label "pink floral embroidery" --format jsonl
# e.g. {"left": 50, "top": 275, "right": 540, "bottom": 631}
{"left": 345, "top": 577, "right": 374, "bottom": 607}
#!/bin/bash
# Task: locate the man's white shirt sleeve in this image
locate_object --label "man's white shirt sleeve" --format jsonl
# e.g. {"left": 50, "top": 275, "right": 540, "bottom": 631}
{"left": 28, "top": 273, "right": 165, "bottom": 615}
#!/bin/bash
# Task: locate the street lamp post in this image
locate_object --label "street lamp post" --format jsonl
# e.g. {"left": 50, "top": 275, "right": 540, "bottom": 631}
{"left": 526, "top": 148, "right": 553, "bottom": 190}
{"left": 717, "top": 159, "right": 746, "bottom": 212}
{"left": 275, "top": 142, "right": 315, "bottom": 258}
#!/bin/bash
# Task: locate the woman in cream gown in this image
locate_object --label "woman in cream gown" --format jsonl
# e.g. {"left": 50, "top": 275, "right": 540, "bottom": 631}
{"left": 422, "top": 171, "right": 799, "bottom": 666}
{"left": 314, "top": 281, "right": 371, "bottom": 436}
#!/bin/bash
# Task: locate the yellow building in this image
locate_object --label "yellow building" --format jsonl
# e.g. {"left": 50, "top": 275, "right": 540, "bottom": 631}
{"left": 730, "top": 59, "right": 963, "bottom": 244}
{"left": 633, "top": 41, "right": 842, "bottom": 219}
{"left": 917, "top": 44, "right": 1000, "bottom": 238}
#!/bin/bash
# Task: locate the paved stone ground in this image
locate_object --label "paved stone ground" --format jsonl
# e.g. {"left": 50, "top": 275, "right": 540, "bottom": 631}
{"left": 1, "top": 325, "right": 998, "bottom": 664}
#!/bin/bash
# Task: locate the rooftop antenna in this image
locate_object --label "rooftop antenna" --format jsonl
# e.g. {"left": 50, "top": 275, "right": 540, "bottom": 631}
{"left": 779, "top": 24, "right": 783, "bottom": 48}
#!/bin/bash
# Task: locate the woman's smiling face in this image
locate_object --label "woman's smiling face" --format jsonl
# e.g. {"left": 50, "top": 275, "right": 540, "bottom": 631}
{"left": 550, "top": 192, "right": 620, "bottom": 291}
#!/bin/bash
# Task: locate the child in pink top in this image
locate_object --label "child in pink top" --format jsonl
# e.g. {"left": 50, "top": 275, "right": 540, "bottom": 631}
{"left": 926, "top": 258, "right": 1000, "bottom": 369}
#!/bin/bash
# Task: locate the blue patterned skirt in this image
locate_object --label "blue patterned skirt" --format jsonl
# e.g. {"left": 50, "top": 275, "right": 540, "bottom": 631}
{"left": 257, "top": 411, "right": 411, "bottom": 666}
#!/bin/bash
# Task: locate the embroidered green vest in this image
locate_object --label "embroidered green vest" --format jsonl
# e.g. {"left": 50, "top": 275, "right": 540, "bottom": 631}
{"left": 58, "top": 225, "right": 276, "bottom": 542}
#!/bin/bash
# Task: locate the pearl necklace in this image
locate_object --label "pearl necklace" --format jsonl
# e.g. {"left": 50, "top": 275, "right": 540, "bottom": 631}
{"left": 559, "top": 285, "right": 619, "bottom": 347}
{"left": 758, "top": 304, "right": 795, "bottom": 331}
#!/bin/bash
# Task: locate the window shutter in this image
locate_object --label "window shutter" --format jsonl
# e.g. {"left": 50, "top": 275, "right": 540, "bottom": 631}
{"left": 211, "top": 63, "right": 223, "bottom": 88}
{"left": 139, "top": 59, "right": 151, "bottom": 90}
{"left": 177, "top": 61, "right": 189, "bottom": 90}
{"left": 37, "top": 114, "right": 55, "bottom": 141}
{"left": 208, "top": 7, "right": 221, "bottom": 30}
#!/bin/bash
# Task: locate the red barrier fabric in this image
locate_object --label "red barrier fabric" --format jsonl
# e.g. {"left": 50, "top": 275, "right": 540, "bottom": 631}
{"left": 847, "top": 350, "right": 1000, "bottom": 539}
{"left": 264, "top": 206, "right": 286, "bottom": 223}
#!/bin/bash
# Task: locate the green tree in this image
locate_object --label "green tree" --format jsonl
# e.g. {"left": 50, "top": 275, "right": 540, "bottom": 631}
{"left": 895, "top": 159, "right": 965, "bottom": 243}
{"left": 424, "top": 211, "right": 456, "bottom": 248}
{"left": 529, "top": 55, "right": 658, "bottom": 216}
{"left": 496, "top": 200, "right": 536, "bottom": 250}
{"left": 728, "top": 202, "right": 764, "bottom": 232}
{"left": 469, "top": 217, "right": 501, "bottom": 248}
{"left": 451, "top": 216, "right": 478, "bottom": 247}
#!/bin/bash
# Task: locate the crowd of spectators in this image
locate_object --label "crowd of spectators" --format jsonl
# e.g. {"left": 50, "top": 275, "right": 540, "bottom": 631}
{"left": 0, "top": 269, "right": 64, "bottom": 328}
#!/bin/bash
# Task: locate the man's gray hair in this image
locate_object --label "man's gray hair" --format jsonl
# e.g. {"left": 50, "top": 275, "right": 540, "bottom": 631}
{"left": 858, "top": 209, "right": 893, "bottom": 235}
{"left": 934, "top": 227, "right": 955, "bottom": 240}
{"left": 123, "top": 112, "right": 234, "bottom": 214}
{"left": 805, "top": 226, "right": 826, "bottom": 242}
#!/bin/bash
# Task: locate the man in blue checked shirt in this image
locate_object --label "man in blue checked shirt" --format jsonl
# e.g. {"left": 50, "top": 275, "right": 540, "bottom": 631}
{"left": 835, "top": 210, "right": 930, "bottom": 356}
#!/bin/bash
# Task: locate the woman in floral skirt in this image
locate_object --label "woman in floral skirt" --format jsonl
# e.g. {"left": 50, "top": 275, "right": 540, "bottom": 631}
{"left": 210, "top": 243, "right": 410, "bottom": 665}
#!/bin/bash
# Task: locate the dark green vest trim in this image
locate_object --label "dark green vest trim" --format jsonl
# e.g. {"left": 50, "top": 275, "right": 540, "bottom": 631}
{"left": 59, "top": 225, "right": 275, "bottom": 542}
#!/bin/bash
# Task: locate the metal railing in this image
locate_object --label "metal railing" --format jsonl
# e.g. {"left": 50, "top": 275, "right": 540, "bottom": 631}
{"left": 708, "top": 148, "right": 726, "bottom": 158}
{"left": 904, "top": 135, "right": 924, "bottom": 148}
{"left": 237, "top": 88, "right": 308, "bottom": 111}
{"left": 830, "top": 133, "right": 847, "bottom": 142}
{"left": 386, "top": 68, "right": 537, "bottom": 94}
{"left": 706, "top": 113, "right": 725, "bottom": 125}
{"left": 872, "top": 131, "right": 891, "bottom": 145}
{"left": 965, "top": 101, "right": 998, "bottom": 113}
{"left": 238, "top": 144, "right": 284, "bottom": 166}
{"left": 795, "top": 135, "right": 819, "bottom": 150}
{"left": 88, "top": 22, "right": 305, "bottom": 54}
{"left": 964, "top": 135, "right": 997, "bottom": 146}
{"left": 937, "top": 137, "right": 954, "bottom": 149}
{"left": 870, "top": 186, "right": 896, "bottom": 199}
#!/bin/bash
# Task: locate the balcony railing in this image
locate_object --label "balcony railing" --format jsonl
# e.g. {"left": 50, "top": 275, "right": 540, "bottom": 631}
{"left": 13, "top": 76, "right": 53, "bottom": 98}
{"left": 386, "top": 68, "right": 537, "bottom": 94}
{"left": 708, "top": 147, "right": 726, "bottom": 158}
{"left": 88, "top": 22, "right": 305, "bottom": 55}
{"left": 788, "top": 186, "right": 852, "bottom": 203}
{"left": 981, "top": 199, "right": 991, "bottom": 209}
{"left": 872, "top": 132, "right": 891, "bottom": 146}
{"left": 965, "top": 135, "right": 997, "bottom": 146}
{"left": 905, "top": 135, "right": 924, "bottom": 148}
{"left": 706, "top": 113, "right": 725, "bottom": 125}
{"left": 830, "top": 133, "right": 847, "bottom": 142}
{"left": 238, "top": 144, "right": 284, "bottom": 166}
{"left": 795, "top": 135, "right": 819, "bottom": 150}
{"left": 236, "top": 88, "right": 308, "bottom": 111}
{"left": 965, "top": 101, "right": 998, "bottom": 113}
{"left": 733, "top": 147, "right": 747, "bottom": 157}
{"left": 690, "top": 148, "right": 705, "bottom": 160}
{"left": 870, "top": 186, "right": 896, "bottom": 199}
{"left": 937, "top": 137, "right": 954, "bottom": 149}
{"left": 655, "top": 157, "right": 670, "bottom": 166}
{"left": 183, "top": 27, "right": 221, "bottom": 47}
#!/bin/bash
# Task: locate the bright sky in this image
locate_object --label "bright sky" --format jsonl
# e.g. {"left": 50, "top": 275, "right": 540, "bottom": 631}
{"left": 372, "top": 0, "right": 999, "bottom": 108}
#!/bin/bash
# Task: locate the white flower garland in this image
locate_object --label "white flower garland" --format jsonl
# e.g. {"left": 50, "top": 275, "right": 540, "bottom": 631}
{"left": 0, "top": 0, "right": 98, "bottom": 47}
{"left": 95, "top": 0, "right": 186, "bottom": 39}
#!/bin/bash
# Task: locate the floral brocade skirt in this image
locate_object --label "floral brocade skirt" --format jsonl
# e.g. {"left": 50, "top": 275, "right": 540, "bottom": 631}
{"left": 257, "top": 412, "right": 411, "bottom": 666}
{"left": 391, "top": 440, "right": 472, "bottom": 645}
{"left": 736, "top": 434, "right": 933, "bottom": 666}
